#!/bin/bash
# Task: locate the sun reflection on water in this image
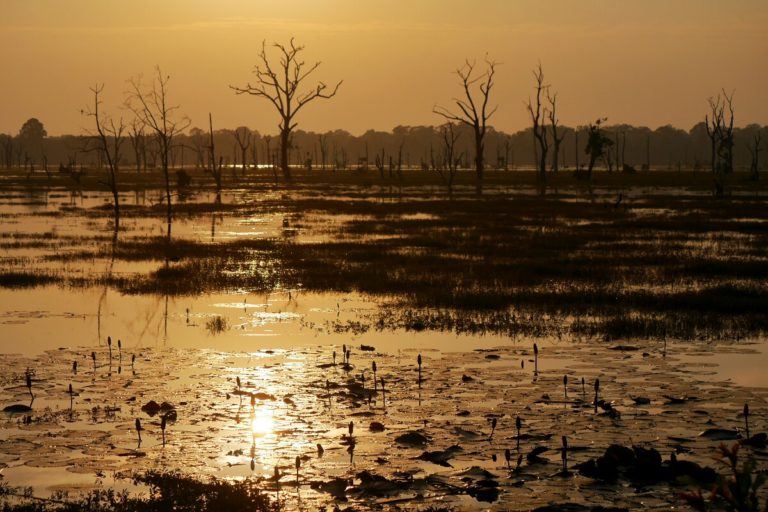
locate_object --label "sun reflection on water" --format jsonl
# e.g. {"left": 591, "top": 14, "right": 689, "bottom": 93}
{"left": 250, "top": 407, "right": 275, "bottom": 437}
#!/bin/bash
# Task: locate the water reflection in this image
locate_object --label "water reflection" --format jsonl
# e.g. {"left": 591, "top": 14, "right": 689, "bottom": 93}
{"left": 250, "top": 407, "right": 274, "bottom": 437}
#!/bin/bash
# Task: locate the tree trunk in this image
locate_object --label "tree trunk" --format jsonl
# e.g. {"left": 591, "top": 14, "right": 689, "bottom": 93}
{"left": 474, "top": 129, "right": 484, "bottom": 194}
{"left": 280, "top": 128, "right": 291, "bottom": 180}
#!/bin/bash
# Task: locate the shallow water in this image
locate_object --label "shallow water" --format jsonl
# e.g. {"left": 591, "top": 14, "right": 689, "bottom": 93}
{"left": 1, "top": 183, "right": 767, "bottom": 510}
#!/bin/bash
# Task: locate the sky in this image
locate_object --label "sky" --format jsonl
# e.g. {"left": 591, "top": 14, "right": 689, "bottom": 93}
{"left": 1, "top": 0, "right": 767, "bottom": 136}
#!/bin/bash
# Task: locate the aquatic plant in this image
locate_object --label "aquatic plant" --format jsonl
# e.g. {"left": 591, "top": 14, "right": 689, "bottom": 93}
{"left": 681, "top": 443, "right": 767, "bottom": 512}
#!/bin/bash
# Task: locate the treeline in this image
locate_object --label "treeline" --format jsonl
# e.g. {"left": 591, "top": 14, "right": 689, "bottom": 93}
{"left": 1, "top": 120, "right": 766, "bottom": 173}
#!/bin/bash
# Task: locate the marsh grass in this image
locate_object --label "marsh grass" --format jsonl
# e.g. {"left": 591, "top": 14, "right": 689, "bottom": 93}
{"left": 1, "top": 171, "right": 766, "bottom": 340}
{"left": 0, "top": 470, "right": 277, "bottom": 512}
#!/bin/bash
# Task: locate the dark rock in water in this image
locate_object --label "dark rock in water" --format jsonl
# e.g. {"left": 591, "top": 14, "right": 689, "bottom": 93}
{"left": 461, "top": 374, "right": 474, "bottom": 383}
{"left": 141, "top": 400, "right": 161, "bottom": 416}
{"left": 575, "top": 444, "right": 716, "bottom": 486}
{"left": 395, "top": 431, "right": 429, "bottom": 446}
{"left": 417, "top": 445, "right": 462, "bottom": 467}
{"left": 359, "top": 344, "right": 375, "bottom": 351}
{"left": 3, "top": 404, "right": 32, "bottom": 414}
{"left": 466, "top": 480, "right": 499, "bottom": 503}
{"left": 742, "top": 432, "right": 768, "bottom": 447}
{"left": 354, "top": 471, "right": 408, "bottom": 497}
{"left": 698, "top": 428, "right": 741, "bottom": 441}
{"left": 369, "top": 421, "right": 385, "bottom": 432}
{"left": 458, "top": 466, "right": 498, "bottom": 479}
{"left": 310, "top": 477, "right": 349, "bottom": 499}
{"left": 527, "top": 446, "right": 549, "bottom": 463}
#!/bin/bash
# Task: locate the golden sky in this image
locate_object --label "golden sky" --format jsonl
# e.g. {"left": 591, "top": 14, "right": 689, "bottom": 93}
{"left": 2, "top": 0, "right": 766, "bottom": 136}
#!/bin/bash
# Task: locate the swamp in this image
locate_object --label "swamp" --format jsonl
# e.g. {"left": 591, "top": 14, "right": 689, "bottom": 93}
{"left": 0, "top": 167, "right": 767, "bottom": 511}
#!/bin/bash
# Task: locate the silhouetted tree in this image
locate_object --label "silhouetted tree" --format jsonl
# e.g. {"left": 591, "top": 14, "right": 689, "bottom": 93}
{"left": 126, "top": 67, "right": 190, "bottom": 237}
{"left": 231, "top": 38, "right": 342, "bottom": 181}
{"left": 83, "top": 84, "right": 125, "bottom": 234}
{"left": 127, "top": 119, "right": 146, "bottom": 172}
{"left": 437, "top": 122, "right": 462, "bottom": 195}
{"left": 233, "top": 126, "right": 251, "bottom": 176}
{"left": 585, "top": 119, "right": 613, "bottom": 179}
{"left": 17, "top": 118, "right": 47, "bottom": 170}
{"left": 434, "top": 57, "right": 498, "bottom": 194}
{"left": 206, "top": 113, "right": 224, "bottom": 198}
{"left": 747, "top": 131, "right": 762, "bottom": 180}
{"left": 547, "top": 88, "right": 564, "bottom": 173}
{"left": 527, "top": 64, "right": 548, "bottom": 181}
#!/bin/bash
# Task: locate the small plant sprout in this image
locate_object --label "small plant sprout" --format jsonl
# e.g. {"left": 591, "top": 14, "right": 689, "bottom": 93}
{"left": 533, "top": 343, "right": 539, "bottom": 374}
{"left": 91, "top": 352, "right": 96, "bottom": 374}
{"left": 563, "top": 375, "right": 568, "bottom": 399}
{"left": 561, "top": 436, "right": 569, "bottom": 474}
{"left": 594, "top": 378, "right": 600, "bottom": 413}
{"left": 516, "top": 416, "right": 522, "bottom": 451}
{"left": 274, "top": 465, "right": 280, "bottom": 503}
{"left": 380, "top": 377, "right": 386, "bottom": 408}
{"left": 295, "top": 455, "right": 301, "bottom": 486}
{"left": 489, "top": 417, "right": 497, "bottom": 441}
{"left": 744, "top": 403, "right": 750, "bottom": 439}
{"left": 25, "top": 370, "right": 33, "bottom": 401}
{"left": 161, "top": 415, "right": 167, "bottom": 447}
{"left": 505, "top": 448, "right": 511, "bottom": 470}
{"left": 372, "top": 361, "right": 377, "bottom": 391}
{"left": 135, "top": 418, "right": 142, "bottom": 445}
{"left": 417, "top": 354, "right": 422, "bottom": 387}
{"left": 72, "top": 361, "right": 77, "bottom": 375}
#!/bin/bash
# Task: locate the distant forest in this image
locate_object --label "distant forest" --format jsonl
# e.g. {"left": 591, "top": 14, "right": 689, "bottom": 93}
{"left": 2, "top": 119, "right": 766, "bottom": 173}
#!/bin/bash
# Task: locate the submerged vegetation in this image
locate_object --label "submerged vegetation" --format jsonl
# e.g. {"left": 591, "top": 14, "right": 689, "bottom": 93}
{"left": 0, "top": 169, "right": 766, "bottom": 341}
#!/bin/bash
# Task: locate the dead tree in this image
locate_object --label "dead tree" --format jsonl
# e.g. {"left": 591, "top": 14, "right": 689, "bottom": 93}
{"left": 231, "top": 38, "right": 342, "bottom": 181}
{"left": 233, "top": 126, "right": 251, "bottom": 176}
{"left": 527, "top": 64, "right": 549, "bottom": 182}
{"left": 206, "top": 114, "right": 224, "bottom": 198}
{"left": 434, "top": 57, "right": 498, "bottom": 194}
{"left": 437, "top": 122, "right": 462, "bottom": 195}
{"left": 126, "top": 67, "right": 190, "bottom": 237}
{"left": 127, "top": 119, "right": 145, "bottom": 172}
{"left": 84, "top": 84, "right": 125, "bottom": 234}
{"left": 318, "top": 133, "right": 328, "bottom": 171}
{"left": 546, "top": 88, "right": 564, "bottom": 173}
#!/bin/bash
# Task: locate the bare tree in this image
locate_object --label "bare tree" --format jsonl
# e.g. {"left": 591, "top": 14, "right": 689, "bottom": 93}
{"left": 84, "top": 84, "right": 125, "bottom": 234}
{"left": 437, "top": 122, "right": 463, "bottom": 195}
{"left": 126, "top": 67, "right": 190, "bottom": 237}
{"left": 527, "top": 64, "right": 549, "bottom": 182}
{"left": 231, "top": 39, "right": 342, "bottom": 181}
{"left": 585, "top": 119, "right": 613, "bottom": 180}
{"left": 206, "top": 113, "right": 224, "bottom": 199}
{"left": 233, "top": 126, "right": 251, "bottom": 177}
{"left": 434, "top": 57, "right": 498, "bottom": 194}
{"left": 318, "top": 133, "right": 329, "bottom": 171}
{"left": 127, "top": 118, "right": 146, "bottom": 172}
{"left": 547, "top": 88, "right": 564, "bottom": 173}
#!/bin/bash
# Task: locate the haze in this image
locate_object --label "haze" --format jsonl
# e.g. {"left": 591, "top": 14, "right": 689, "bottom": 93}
{"left": 2, "top": 0, "right": 767, "bottom": 136}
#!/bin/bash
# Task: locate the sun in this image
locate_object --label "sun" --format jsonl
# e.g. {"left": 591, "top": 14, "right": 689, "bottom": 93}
{"left": 250, "top": 408, "right": 274, "bottom": 436}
